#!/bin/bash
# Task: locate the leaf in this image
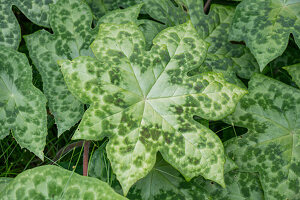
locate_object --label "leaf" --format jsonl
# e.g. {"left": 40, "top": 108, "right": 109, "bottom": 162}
{"left": 59, "top": 21, "right": 247, "bottom": 194}
{"left": 84, "top": 0, "right": 142, "bottom": 20}
{"left": 143, "top": 0, "right": 188, "bottom": 26}
{"left": 197, "top": 170, "right": 264, "bottom": 200}
{"left": 139, "top": 20, "right": 167, "bottom": 50}
{"left": 0, "top": 178, "right": 12, "bottom": 194}
{"left": 0, "top": 0, "right": 56, "bottom": 49}
{"left": 229, "top": 0, "right": 300, "bottom": 71}
{"left": 24, "top": 0, "right": 143, "bottom": 135}
{"left": 0, "top": 46, "right": 47, "bottom": 160}
{"left": 128, "top": 154, "right": 262, "bottom": 200}
{"left": 183, "top": 1, "right": 259, "bottom": 79}
{"left": 0, "top": 165, "right": 127, "bottom": 200}
{"left": 225, "top": 74, "right": 300, "bottom": 199}
{"left": 284, "top": 63, "right": 300, "bottom": 88}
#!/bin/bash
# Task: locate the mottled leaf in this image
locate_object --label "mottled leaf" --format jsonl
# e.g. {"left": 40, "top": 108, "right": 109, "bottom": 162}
{"left": 0, "top": 165, "right": 127, "bottom": 200}
{"left": 25, "top": 0, "right": 143, "bottom": 135}
{"left": 229, "top": 0, "right": 300, "bottom": 71}
{"left": 84, "top": 0, "right": 141, "bottom": 20}
{"left": 0, "top": 178, "right": 12, "bottom": 194}
{"left": 225, "top": 74, "right": 300, "bottom": 199}
{"left": 139, "top": 20, "right": 167, "bottom": 50}
{"left": 143, "top": 0, "right": 188, "bottom": 26}
{"left": 59, "top": 21, "right": 247, "bottom": 194}
{"left": 0, "top": 46, "right": 47, "bottom": 160}
{"left": 197, "top": 170, "right": 264, "bottom": 200}
{"left": 184, "top": 1, "right": 259, "bottom": 79}
{"left": 284, "top": 63, "right": 300, "bottom": 87}
{"left": 0, "top": 0, "right": 56, "bottom": 49}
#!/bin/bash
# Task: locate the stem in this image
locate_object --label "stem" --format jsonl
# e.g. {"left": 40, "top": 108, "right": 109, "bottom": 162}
{"left": 83, "top": 141, "right": 91, "bottom": 176}
{"left": 204, "top": 0, "right": 213, "bottom": 14}
{"left": 53, "top": 141, "right": 84, "bottom": 162}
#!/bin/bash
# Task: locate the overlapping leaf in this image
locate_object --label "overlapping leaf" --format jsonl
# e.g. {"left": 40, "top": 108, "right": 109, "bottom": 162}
{"left": 284, "top": 63, "right": 300, "bottom": 87}
{"left": 84, "top": 0, "right": 141, "bottom": 20}
{"left": 89, "top": 149, "right": 263, "bottom": 200}
{"left": 0, "top": 165, "right": 127, "bottom": 200}
{"left": 59, "top": 21, "right": 247, "bottom": 194}
{"left": 25, "top": 0, "right": 143, "bottom": 135}
{"left": 229, "top": 0, "right": 300, "bottom": 71}
{"left": 0, "top": 46, "right": 47, "bottom": 160}
{"left": 225, "top": 74, "right": 300, "bottom": 199}
{"left": 0, "top": 0, "right": 56, "bottom": 49}
{"left": 183, "top": 0, "right": 259, "bottom": 79}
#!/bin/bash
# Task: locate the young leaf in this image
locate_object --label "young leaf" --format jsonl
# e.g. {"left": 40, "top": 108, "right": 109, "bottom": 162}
{"left": 284, "top": 63, "right": 300, "bottom": 87}
{"left": 229, "top": 0, "right": 300, "bottom": 71}
{"left": 225, "top": 74, "right": 300, "bottom": 200}
{"left": 184, "top": 1, "right": 259, "bottom": 79}
{"left": 0, "top": 0, "right": 55, "bottom": 49}
{"left": 0, "top": 165, "right": 127, "bottom": 200}
{"left": 0, "top": 46, "right": 47, "bottom": 160}
{"left": 59, "top": 21, "right": 247, "bottom": 194}
{"left": 25, "top": 0, "right": 143, "bottom": 135}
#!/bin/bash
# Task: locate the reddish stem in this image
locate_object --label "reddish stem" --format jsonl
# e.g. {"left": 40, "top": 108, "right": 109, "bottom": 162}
{"left": 204, "top": 0, "right": 213, "bottom": 14}
{"left": 83, "top": 141, "right": 91, "bottom": 176}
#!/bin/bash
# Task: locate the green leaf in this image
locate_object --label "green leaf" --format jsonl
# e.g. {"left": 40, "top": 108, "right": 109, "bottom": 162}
{"left": 0, "top": 46, "right": 47, "bottom": 160}
{"left": 184, "top": 1, "right": 259, "bottom": 79}
{"left": 284, "top": 63, "right": 300, "bottom": 88}
{"left": 0, "top": 165, "right": 127, "bottom": 200}
{"left": 59, "top": 21, "right": 247, "bottom": 194}
{"left": 143, "top": 0, "right": 188, "bottom": 26}
{"left": 139, "top": 19, "right": 167, "bottom": 50}
{"left": 197, "top": 170, "right": 264, "bottom": 200}
{"left": 25, "top": 0, "right": 143, "bottom": 135}
{"left": 225, "top": 74, "right": 300, "bottom": 199}
{"left": 229, "top": 0, "right": 300, "bottom": 71}
{"left": 0, "top": 178, "right": 12, "bottom": 194}
{"left": 127, "top": 154, "right": 262, "bottom": 200}
{"left": 84, "top": 0, "right": 142, "bottom": 20}
{"left": 0, "top": 0, "right": 55, "bottom": 49}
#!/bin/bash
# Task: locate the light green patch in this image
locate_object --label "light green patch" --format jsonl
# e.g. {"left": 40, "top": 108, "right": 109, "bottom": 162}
{"left": 183, "top": 1, "right": 259, "bottom": 79}
{"left": 225, "top": 74, "right": 300, "bottom": 200}
{"left": 59, "top": 21, "right": 247, "bottom": 194}
{"left": 0, "top": 178, "right": 13, "bottom": 194}
{"left": 0, "top": 0, "right": 56, "bottom": 49}
{"left": 0, "top": 165, "right": 127, "bottom": 200}
{"left": 25, "top": 0, "right": 143, "bottom": 135}
{"left": 0, "top": 46, "right": 47, "bottom": 160}
{"left": 229, "top": 0, "right": 300, "bottom": 70}
{"left": 284, "top": 63, "right": 300, "bottom": 87}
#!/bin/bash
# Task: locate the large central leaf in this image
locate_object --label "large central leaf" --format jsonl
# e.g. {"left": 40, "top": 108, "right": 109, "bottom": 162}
{"left": 229, "top": 0, "right": 300, "bottom": 70}
{"left": 225, "top": 74, "right": 300, "bottom": 199}
{"left": 59, "top": 21, "right": 247, "bottom": 194}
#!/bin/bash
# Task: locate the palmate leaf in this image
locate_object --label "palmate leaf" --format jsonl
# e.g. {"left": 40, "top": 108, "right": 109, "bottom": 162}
{"left": 25, "top": 0, "right": 143, "bottom": 135}
{"left": 183, "top": 1, "right": 259, "bottom": 79}
{"left": 0, "top": 46, "right": 47, "bottom": 160}
{"left": 225, "top": 74, "right": 300, "bottom": 199}
{"left": 0, "top": 165, "right": 127, "bottom": 200}
{"left": 284, "top": 63, "right": 300, "bottom": 87}
{"left": 229, "top": 0, "right": 300, "bottom": 71}
{"left": 59, "top": 21, "right": 247, "bottom": 194}
{"left": 0, "top": 0, "right": 56, "bottom": 49}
